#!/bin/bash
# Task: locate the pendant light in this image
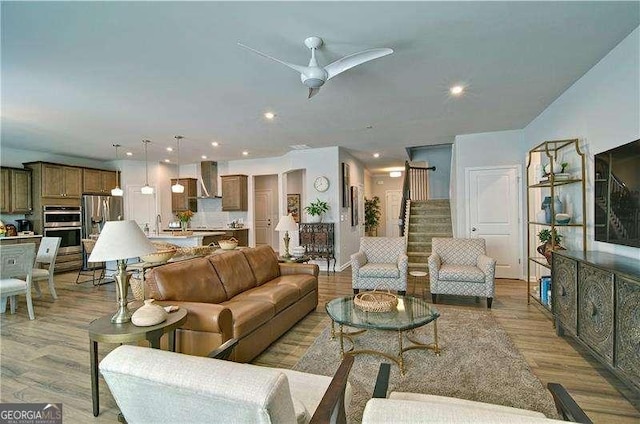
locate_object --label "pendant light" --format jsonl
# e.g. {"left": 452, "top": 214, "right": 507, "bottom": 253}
{"left": 141, "top": 139, "right": 154, "bottom": 195}
{"left": 171, "top": 135, "right": 185, "bottom": 193}
{"left": 110, "top": 144, "right": 124, "bottom": 197}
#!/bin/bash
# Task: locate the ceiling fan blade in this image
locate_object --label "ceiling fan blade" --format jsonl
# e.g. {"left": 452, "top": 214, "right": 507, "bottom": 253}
{"left": 308, "top": 87, "right": 321, "bottom": 99}
{"left": 325, "top": 48, "right": 393, "bottom": 80}
{"left": 238, "top": 43, "right": 307, "bottom": 74}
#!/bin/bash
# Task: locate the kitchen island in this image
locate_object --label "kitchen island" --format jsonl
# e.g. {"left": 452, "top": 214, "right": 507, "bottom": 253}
{"left": 147, "top": 231, "right": 225, "bottom": 248}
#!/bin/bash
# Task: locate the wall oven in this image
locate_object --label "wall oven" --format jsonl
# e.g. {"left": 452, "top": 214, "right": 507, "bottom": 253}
{"left": 43, "top": 206, "right": 82, "bottom": 254}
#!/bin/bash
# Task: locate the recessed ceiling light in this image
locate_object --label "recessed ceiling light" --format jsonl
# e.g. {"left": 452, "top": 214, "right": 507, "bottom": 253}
{"left": 366, "top": 125, "right": 373, "bottom": 129}
{"left": 126, "top": 152, "right": 133, "bottom": 156}
{"left": 211, "top": 141, "right": 219, "bottom": 147}
{"left": 164, "top": 159, "right": 171, "bottom": 163}
{"left": 201, "top": 155, "right": 207, "bottom": 159}
{"left": 264, "top": 112, "right": 275, "bottom": 120}
{"left": 373, "top": 153, "right": 380, "bottom": 158}
{"left": 389, "top": 171, "right": 402, "bottom": 178}
{"left": 450, "top": 85, "right": 464, "bottom": 96}
{"left": 242, "top": 151, "right": 249, "bottom": 156}
{"left": 166, "top": 147, "right": 173, "bottom": 152}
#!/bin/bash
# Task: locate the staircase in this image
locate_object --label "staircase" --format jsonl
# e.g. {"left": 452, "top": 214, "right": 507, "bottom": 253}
{"left": 405, "top": 199, "right": 453, "bottom": 270}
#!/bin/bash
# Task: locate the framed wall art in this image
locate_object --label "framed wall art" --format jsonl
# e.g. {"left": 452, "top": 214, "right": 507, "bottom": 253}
{"left": 351, "top": 186, "right": 358, "bottom": 226}
{"left": 287, "top": 193, "right": 301, "bottom": 223}
{"left": 342, "top": 162, "right": 350, "bottom": 208}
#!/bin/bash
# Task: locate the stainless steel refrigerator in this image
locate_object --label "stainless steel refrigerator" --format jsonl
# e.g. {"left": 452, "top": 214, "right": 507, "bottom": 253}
{"left": 81, "top": 194, "right": 124, "bottom": 268}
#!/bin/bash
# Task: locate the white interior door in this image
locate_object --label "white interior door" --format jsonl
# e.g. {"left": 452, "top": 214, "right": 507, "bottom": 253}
{"left": 254, "top": 189, "right": 275, "bottom": 248}
{"left": 385, "top": 190, "right": 402, "bottom": 237}
{"left": 465, "top": 166, "right": 522, "bottom": 279}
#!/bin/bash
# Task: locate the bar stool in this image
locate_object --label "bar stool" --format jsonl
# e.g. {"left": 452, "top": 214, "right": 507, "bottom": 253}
{"left": 76, "top": 239, "right": 106, "bottom": 285}
{"left": 409, "top": 270, "right": 429, "bottom": 298}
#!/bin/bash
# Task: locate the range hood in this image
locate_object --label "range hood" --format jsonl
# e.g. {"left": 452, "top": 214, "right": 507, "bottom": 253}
{"left": 199, "top": 161, "right": 221, "bottom": 198}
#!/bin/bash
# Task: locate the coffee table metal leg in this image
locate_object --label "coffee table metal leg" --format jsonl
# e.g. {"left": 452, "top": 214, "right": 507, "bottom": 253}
{"left": 90, "top": 340, "right": 99, "bottom": 417}
{"left": 339, "top": 324, "right": 345, "bottom": 357}
{"left": 398, "top": 331, "right": 405, "bottom": 375}
{"left": 433, "top": 320, "right": 440, "bottom": 355}
{"left": 330, "top": 321, "right": 335, "bottom": 339}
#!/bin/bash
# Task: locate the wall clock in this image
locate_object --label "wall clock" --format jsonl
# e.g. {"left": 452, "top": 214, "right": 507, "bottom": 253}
{"left": 314, "top": 176, "right": 330, "bottom": 192}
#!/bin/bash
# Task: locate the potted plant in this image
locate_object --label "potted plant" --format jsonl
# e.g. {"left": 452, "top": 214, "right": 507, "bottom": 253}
{"left": 304, "top": 199, "right": 329, "bottom": 223}
{"left": 536, "top": 228, "right": 565, "bottom": 264}
{"left": 364, "top": 196, "right": 382, "bottom": 236}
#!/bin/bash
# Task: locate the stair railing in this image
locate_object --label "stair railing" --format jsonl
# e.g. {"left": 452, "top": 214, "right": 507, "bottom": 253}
{"left": 399, "top": 161, "right": 436, "bottom": 236}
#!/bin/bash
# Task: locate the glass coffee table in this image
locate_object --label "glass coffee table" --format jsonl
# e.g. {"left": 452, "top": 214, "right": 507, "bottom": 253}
{"left": 325, "top": 295, "right": 440, "bottom": 375}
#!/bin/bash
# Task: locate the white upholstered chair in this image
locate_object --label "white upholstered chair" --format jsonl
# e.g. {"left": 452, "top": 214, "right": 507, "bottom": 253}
{"left": 100, "top": 345, "right": 354, "bottom": 424}
{"left": 0, "top": 243, "right": 36, "bottom": 320}
{"left": 428, "top": 238, "right": 496, "bottom": 308}
{"left": 32, "top": 237, "right": 61, "bottom": 299}
{"left": 351, "top": 237, "right": 408, "bottom": 294}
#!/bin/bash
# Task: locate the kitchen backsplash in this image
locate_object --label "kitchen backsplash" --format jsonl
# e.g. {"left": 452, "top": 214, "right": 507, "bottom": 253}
{"left": 187, "top": 198, "right": 248, "bottom": 228}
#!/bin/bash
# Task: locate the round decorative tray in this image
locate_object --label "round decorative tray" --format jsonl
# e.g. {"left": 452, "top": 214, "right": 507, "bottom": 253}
{"left": 354, "top": 290, "right": 398, "bottom": 312}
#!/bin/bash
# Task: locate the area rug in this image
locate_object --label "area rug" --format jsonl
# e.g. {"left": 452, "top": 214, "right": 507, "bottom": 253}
{"left": 293, "top": 305, "right": 558, "bottom": 423}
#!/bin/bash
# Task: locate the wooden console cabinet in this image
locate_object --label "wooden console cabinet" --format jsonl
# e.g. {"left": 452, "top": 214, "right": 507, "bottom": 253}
{"left": 552, "top": 250, "right": 640, "bottom": 397}
{"left": 299, "top": 222, "right": 336, "bottom": 275}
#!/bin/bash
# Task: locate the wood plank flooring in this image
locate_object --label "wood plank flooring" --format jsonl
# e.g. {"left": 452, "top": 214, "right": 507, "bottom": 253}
{"left": 1, "top": 269, "right": 638, "bottom": 423}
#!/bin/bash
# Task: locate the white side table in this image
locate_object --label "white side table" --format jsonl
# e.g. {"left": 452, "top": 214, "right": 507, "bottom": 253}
{"left": 409, "top": 270, "right": 429, "bottom": 298}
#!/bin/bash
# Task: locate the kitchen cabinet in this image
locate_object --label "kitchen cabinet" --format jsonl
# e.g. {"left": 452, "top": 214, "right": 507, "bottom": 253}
{"left": 41, "top": 164, "right": 82, "bottom": 198}
{"left": 0, "top": 167, "right": 33, "bottom": 214}
{"left": 83, "top": 169, "right": 118, "bottom": 194}
{"left": 171, "top": 178, "right": 197, "bottom": 212}
{"left": 221, "top": 175, "right": 248, "bottom": 211}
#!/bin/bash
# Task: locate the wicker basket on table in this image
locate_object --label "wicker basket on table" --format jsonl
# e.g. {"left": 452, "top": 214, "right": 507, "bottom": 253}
{"left": 354, "top": 288, "right": 398, "bottom": 312}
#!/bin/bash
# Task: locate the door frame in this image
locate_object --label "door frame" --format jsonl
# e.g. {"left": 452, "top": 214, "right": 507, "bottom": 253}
{"left": 464, "top": 164, "right": 523, "bottom": 279}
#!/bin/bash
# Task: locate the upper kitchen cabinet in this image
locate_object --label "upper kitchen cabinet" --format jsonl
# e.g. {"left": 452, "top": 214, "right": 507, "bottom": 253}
{"left": 83, "top": 168, "right": 118, "bottom": 194}
{"left": 171, "top": 178, "right": 197, "bottom": 212}
{"left": 39, "top": 163, "right": 82, "bottom": 198}
{"left": 0, "top": 167, "right": 32, "bottom": 214}
{"left": 221, "top": 175, "right": 248, "bottom": 211}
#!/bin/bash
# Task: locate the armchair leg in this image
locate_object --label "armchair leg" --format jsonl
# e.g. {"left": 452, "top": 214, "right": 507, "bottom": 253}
{"left": 487, "top": 297, "right": 493, "bottom": 309}
{"left": 353, "top": 289, "right": 359, "bottom": 294}
{"left": 398, "top": 291, "right": 406, "bottom": 296}
{"left": 431, "top": 294, "right": 437, "bottom": 304}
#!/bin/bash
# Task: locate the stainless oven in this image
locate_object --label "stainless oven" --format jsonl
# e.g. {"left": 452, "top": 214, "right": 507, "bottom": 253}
{"left": 43, "top": 206, "right": 82, "bottom": 254}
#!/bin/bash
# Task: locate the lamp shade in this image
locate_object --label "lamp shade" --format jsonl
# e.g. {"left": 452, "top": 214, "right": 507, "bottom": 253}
{"left": 275, "top": 214, "right": 298, "bottom": 232}
{"left": 88, "top": 220, "right": 156, "bottom": 262}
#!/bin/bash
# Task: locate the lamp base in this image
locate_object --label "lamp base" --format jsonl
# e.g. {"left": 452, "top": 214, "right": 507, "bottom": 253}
{"left": 111, "top": 260, "right": 132, "bottom": 324}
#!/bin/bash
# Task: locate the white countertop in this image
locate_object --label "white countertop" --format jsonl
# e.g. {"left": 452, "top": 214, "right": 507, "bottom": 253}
{"left": 148, "top": 231, "right": 226, "bottom": 239}
{"left": 0, "top": 234, "right": 43, "bottom": 240}
{"left": 164, "top": 227, "right": 248, "bottom": 232}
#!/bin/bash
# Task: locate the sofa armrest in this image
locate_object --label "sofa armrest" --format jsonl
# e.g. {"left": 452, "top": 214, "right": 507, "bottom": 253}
{"left": 372, "top": 363, "right": 391, "bottom": 399}
{"left": 156, "top": 301, "right": 233, "bottom": 337}
{"left": 477, "top": 254, "right": 497, "bottom": 285}
{"left": 397, "top": 254, "right": 408, "bottom": 276}
{"left": 309, "top": 355, "right": 354, "bottom": 424}
{"left": 279, "top": 263, "right": 319, "bottom": 278}
{"left": 548, "top": 383, "right": 593, "bottom": 423}
{"left": 208, "top": 338, "right": 239, "bottom": 360}
{"left": 427, "top": 253, "right": 441, "bottom": 281}
{"left": 351, "top": 251, "right": 367, "bottom": 271}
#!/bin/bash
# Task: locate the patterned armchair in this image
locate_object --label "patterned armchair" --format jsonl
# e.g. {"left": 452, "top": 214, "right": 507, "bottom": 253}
{"left": 351, "top": 237, "right": 408, "bottom": 294}
{"left": 428, "top": 238, "right": 496, "bottom": 308}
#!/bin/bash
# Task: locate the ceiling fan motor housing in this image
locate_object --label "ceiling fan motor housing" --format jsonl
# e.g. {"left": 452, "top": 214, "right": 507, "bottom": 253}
{"left": 301, "top": 67, "right": 328, "bottom": 88}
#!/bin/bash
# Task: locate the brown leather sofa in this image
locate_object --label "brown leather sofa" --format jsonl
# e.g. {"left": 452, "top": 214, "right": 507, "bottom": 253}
{"left": 145, "top": 245, "right": 319, "bottom": 362}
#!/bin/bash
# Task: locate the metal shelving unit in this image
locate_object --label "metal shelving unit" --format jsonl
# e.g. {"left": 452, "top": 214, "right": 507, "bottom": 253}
{"left": 526, "top": 139, "right": 586, "bottom": 311}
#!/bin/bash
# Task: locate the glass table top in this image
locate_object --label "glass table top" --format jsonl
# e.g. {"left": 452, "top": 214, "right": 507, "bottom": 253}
{"left": 325, "top": 295, "right": 440, "bottom": 331}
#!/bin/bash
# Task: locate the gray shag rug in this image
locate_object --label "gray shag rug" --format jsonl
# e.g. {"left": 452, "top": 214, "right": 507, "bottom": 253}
{"left": 293, "top": 306, "right": 558, "bottom": 423}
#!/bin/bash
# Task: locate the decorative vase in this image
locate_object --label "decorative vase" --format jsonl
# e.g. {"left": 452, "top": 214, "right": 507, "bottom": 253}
{"left": 541, "top": 196, "right": 563, "bottom": 224}
{"left": 131, "top": 299, "right": 168, "bottom": 327}
{"left": 180, "top": 220, "right": 189, "bottom": 232}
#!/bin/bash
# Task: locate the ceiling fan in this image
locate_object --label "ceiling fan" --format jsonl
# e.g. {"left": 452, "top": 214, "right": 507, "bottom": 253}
{"left": 238, "top": 36, "right": 393, "bottom": 98}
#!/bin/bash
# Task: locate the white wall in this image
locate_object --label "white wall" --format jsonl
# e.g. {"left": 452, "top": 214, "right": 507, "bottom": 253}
{"left": 338, "top": 148, "right": 366, "bottom": 269}
{"left": 369, "top": 174, "right": 403, "bottom": 237}
{"left": 411, "top": 145, "right": 453, "bottom": 199}
{"left": 524, "top": 26, "right": 640, "bottom": 260}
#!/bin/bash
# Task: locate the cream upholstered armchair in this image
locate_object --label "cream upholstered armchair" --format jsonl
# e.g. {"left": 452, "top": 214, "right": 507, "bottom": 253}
{"left": 428, "top": 238, "right": 496, "bottom": 308}
{"left": 351, "top": 237, "right": 408, "bottom": 294}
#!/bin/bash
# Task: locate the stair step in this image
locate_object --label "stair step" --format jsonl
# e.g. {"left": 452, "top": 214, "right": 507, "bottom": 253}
{"left": 409, "top": 215, "right": 451, "bottom": 224}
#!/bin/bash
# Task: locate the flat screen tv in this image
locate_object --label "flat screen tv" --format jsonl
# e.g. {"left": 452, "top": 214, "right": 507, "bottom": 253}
{"left": 594, "top": 139, "right": 640, "bottom": 247}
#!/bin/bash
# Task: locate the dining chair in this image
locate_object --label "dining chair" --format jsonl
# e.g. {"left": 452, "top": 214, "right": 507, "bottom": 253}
{"left": 76, "top": 239, "right": 105, "bottom": 285}
{"left": 32, "top": 237, "right": 62, "bottom": 299}
{"left": 0, "top": 243, "right": 36, "bottom": 320}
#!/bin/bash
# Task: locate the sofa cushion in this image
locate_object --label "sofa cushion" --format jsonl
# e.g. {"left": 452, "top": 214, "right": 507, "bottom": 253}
{"left": 243, "top": 245, "right": 281, "bottom": 286}
{"left": 208, "top": 250, "right": 257, "bottom": 298}
{"left": 439, "top": 264, "right": 485, "bottom": 282}
{"left": 359, "top": 263, "right": 400, "bottom": 278}
{"left": 236, "top": 283, "right": 300, "bottom": 314}
{"left": 147, "top": 257, "right": 228, "bottom": 303}
{"left": 270, "top": 274, "right": 317, "bottom": 297}
{"left": 220, "top": 299, "right": 275, "bottom": 337}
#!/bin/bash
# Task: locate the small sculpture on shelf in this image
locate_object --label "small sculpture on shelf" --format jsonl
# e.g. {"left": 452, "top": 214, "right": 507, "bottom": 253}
{"left": 536, "top": 229, "right": 565, "bottom": 265}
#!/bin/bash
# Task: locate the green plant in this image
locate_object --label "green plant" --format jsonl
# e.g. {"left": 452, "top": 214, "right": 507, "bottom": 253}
{"left": 304, "top": 199, "right": 329, "bottom": 217}
{"left": 364, "top": 196, "right": 382, "bottom": 234}
{"left": 538, "top": 228, "right": 563, "bottom": 245}
{"left": 561, "top": 162, "right": 569, "bottom": 173}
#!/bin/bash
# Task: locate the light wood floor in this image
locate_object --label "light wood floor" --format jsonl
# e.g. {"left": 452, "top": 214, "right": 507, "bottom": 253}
{"left": 1, "top": 270, "right": 638, "bottom": 423}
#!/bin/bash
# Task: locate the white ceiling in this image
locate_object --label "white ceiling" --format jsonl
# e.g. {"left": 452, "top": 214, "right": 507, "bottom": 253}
{"left": 2, "top": 2, "right": 638, "bottom": 173}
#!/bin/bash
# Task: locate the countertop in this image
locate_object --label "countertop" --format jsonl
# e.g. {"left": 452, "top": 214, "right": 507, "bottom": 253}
{"left": 148, "top": 231, "right": 226, "bottom": 239}
{"left": 0, "top": 234, "right": 43, "bottom": 240}
{"left": 163, "top": 227, "right": 248, "bottom": 232}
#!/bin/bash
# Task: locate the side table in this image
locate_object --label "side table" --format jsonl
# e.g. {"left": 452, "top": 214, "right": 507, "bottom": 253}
{"left": 278, "top": 255, "right": 311, "bottom": 264}
{"left": 88, "top": 308, "right": 187, "bottom": 417}
{"left": 409, "top": 270, "right": 429, "bottom": 298}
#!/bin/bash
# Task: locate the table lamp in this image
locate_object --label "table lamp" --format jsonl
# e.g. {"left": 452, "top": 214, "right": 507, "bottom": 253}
{"left": 275, "top": 213, "right": 298, "bottom": 259}
{"left": 88, "top": 220, "right": 156, "bottom": 324}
